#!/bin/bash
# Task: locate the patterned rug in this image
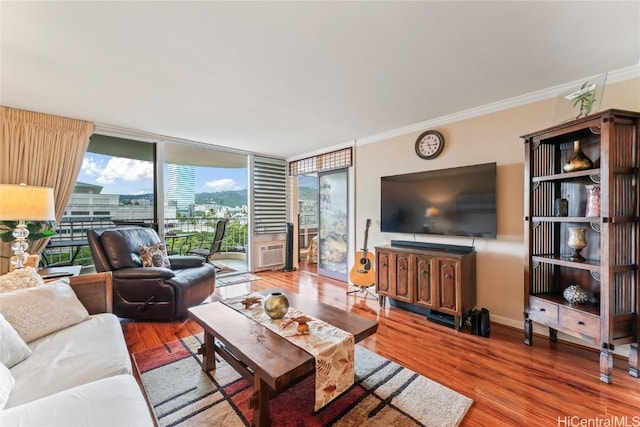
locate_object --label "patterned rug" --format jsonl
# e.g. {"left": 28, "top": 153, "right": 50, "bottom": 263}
{"left": 133, "top": 334, "right": 473, "bottom": 427}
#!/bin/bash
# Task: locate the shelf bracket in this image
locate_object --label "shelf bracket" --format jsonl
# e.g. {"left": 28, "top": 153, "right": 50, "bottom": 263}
{"left": 531, "top": 140, "right": 541, "bottom": 151}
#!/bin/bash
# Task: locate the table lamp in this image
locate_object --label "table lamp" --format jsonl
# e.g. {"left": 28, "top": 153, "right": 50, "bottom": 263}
{"left": 0, "top": 184, "right": 55, "bottom": 269}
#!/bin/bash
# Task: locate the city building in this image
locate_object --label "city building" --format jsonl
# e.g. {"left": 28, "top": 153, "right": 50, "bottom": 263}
{"left": 167, "top": 164, "right": 195, "bottom": 214}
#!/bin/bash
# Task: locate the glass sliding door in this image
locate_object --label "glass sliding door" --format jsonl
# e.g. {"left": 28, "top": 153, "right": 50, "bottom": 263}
{"left": 163, "top": 143, "right": 249, "bottom": 275}
{"left": 297, "top": 174, "right": 318, "bottom": 265}
{"left": 317, "top": 168, "right": 348, "bottom": 281}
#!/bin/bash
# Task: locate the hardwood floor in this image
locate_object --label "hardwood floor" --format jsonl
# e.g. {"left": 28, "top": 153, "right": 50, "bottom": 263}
{"left": 122, "top": 263, "right": 639, "bottom": 426}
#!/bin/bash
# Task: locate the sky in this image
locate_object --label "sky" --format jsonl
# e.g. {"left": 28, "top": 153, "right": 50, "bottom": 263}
{"left": 79, "top": 153, "right": 248, "bottom": 195}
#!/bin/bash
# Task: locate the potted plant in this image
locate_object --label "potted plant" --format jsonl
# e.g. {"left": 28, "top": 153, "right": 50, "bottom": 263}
{"left": 1, "top": 220, "right": 56, "bottom": 269}
{"left": 572, "top": 81, "right": 597, "bottom": 119}
{"left": 0, "top": 220, "right": 57, "bottom": 244}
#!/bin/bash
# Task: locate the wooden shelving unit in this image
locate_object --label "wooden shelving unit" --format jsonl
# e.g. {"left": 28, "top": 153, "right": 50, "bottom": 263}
{"left": 521, "top": 109, "right": 640, "bottom": 383}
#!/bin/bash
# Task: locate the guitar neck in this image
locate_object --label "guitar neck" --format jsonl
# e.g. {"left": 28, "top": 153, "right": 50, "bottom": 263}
{"left": 361, "top": 219, "right": 371, "bottom": 254}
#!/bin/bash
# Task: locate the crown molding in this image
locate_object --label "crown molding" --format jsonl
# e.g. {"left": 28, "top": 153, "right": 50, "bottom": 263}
{"left": 356, "top": 64, "right": 640, "bottom": 147}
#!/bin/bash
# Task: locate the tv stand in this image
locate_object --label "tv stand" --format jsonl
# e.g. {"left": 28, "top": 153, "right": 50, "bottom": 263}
{"left": 376, "top": 244, "right": 476, "bottom": 331}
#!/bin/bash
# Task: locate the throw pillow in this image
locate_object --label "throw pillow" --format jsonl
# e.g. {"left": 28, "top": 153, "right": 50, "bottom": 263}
{"left": 0, "top": 267, "right": 44, "bottom": 293}
{"left": 0, "top": 362, "right": 15, "bottom": 411}
{"left": 0, "top": 313, "right": 31, "bottom": 368}
{"left": 139, "top": 242, "right": 171, "bottom": 269}
{"left": 0, "top": 278, "right": 89, "bottom": 343}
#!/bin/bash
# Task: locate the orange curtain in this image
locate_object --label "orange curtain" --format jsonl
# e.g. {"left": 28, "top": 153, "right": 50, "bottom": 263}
{"left": 0, "top": 106, "right": 94, "bottom": 274}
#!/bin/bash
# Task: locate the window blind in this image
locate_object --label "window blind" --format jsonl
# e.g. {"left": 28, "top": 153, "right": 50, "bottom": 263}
{"left": 253, "top": 156, "right": 287, "bottom": 234}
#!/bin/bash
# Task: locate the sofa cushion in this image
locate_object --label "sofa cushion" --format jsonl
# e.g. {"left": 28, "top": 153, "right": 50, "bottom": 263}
{"left": 0, "top": 313, "right": 31, "bottom": 368}
{"left": 0, "top": 278, "right": 89, "bottom": 343}
{"left": 0, "top": 375, "right": 155, "bottom": 427}
{"left": 6, "top": 313, "right": 132, "bottom": 408}
{"left": 0, "top": 267, "right": 44, "bottom": 293}
{"left": 139, "top": 242, "right": 171, "bottom": 268}
{"left": 0, "top": 362, "right": 14, "bottom": 411}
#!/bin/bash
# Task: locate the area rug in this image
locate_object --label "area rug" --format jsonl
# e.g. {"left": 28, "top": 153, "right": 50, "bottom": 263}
{"left": 216, "top": 273, "right": 262, "bottom": 287}
{"left": 132, "top": 334, "right": 473, "bottom": 427}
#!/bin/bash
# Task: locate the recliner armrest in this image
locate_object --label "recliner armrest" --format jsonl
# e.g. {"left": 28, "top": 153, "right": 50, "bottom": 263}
{"left": 112, "top": 267, "right": 176, "bottom": 279}
{"left": 168, "top": 256, "right": 205, "bottom": 269}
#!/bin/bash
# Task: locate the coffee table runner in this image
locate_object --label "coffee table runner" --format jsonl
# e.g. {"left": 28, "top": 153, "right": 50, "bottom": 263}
{"left": 223, "top": 294, "right": 355, "bottom": 411}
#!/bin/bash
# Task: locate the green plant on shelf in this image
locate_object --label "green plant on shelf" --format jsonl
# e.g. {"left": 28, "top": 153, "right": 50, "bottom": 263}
{"left": 572, "top": 81, "right": 597, "bottom": 119}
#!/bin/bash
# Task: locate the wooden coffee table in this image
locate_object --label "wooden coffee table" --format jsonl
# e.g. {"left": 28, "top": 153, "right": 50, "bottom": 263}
{"left": 188, "top": 289, "right": 378, "bottom": 427}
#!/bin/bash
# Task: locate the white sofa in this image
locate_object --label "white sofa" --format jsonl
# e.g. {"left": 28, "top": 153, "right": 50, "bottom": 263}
{"left": 0, "top": 271, "right": 156, "bottom": 427}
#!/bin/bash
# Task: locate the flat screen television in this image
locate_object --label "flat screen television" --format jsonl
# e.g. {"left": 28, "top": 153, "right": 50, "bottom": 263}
{"left": 380, "top": 162, "right": 497, "bottom": 238}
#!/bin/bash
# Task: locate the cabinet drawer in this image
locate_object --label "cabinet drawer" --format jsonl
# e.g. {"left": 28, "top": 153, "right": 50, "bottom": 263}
{"left": 528, "top": 297, "right": 559, "bottom": 325}
{"left": 560, "top": 308, "right": 600, "bottom": 342}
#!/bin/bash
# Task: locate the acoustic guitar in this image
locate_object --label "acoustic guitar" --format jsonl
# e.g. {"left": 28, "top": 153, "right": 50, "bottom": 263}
{"left": 349, "top": 219, "right": 375, "bottom": 287}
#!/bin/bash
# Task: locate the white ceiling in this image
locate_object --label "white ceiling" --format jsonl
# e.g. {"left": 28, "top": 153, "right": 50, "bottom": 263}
{"left": 1, "top": 1, "right": 639, "bottom": 159}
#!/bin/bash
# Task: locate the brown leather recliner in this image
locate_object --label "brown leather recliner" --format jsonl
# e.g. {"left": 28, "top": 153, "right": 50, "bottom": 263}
{"left": 87, "top": 226, "right": 215, "bottom": 320}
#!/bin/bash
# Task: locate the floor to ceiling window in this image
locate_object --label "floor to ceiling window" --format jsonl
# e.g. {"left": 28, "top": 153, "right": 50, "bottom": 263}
{"left": 46, "top": 135, "right": 249, "bottom": 275}
{"left": 289, "top": 148, "right": 353, "bottom": 280}
{"left": 317, "top": 168, "right": 349, "bottom": 281}
{"left": 43, "top": 135, "right": 156, "bottom": 266}
{"left": 163, "top": 142, "right": 249, "bottom": 275}
{"left": 297, "top": 174, "right": 318, "bottom": 264}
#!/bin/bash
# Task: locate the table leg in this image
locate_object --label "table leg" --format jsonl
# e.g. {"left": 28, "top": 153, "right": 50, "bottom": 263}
{"left": 251, "top": 376, "right": 271, "bottom": 427}
{"left": 201, "top": 332, "right": 216, "bottom": 372}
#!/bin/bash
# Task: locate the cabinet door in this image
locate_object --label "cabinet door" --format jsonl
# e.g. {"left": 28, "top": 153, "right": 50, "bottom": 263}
{"left": 434, "top": 257, "right": 460, "bottom": 315}
{"left": 375, "top": 250, "right": 391, "bottom": 296}
{"left": 392, "top": 252, "right": 414, "bottom": 303}
{"left": 414, "top": 254, "right": 434, "bottom": 308}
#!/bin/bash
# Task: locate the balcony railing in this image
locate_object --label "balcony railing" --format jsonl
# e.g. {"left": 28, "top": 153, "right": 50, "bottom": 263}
{"left": 42, "top": 216, "right": 318, "bottom": 267}
{"left": 42, "top": 216, "right": 248, "bottom": 267}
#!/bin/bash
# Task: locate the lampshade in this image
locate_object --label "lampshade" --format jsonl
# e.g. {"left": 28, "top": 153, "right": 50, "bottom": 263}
{"left": 0, "top": 184, "right": 56, "bottom": 221}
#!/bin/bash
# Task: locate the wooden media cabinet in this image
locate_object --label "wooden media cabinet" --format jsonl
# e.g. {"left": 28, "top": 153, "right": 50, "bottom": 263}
{"left": 375, "top": 243, "right": 476, "bottom": 331}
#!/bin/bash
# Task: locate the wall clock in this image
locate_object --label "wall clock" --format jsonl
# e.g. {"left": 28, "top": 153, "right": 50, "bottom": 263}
{"left": 415, "top": 130, "right": 445, "bottom": 159}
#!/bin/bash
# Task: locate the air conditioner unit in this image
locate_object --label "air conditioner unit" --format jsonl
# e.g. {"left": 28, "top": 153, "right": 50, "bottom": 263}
{"left": 258, "top": 242, "right": 286, "bottom": 268}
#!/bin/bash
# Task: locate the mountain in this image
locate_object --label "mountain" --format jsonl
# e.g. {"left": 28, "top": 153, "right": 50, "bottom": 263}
{"left": 298, "top": 186, "right": 318, "bottom": 201}
{"left": 119, "top": 188, "right": 315, "bottom": 206}
{"left": 120, "top": 194, "right": 153, "bottom": 204}
{"left": 196, "top": 190, "right": 247, "bottom": 207}
{"left": 119, "top": 190, "right": 247, "bottom": 207}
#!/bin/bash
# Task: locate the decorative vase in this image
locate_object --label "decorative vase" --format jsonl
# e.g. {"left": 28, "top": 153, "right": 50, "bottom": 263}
{"left": 263, "top": 292, "right": 289, "bottom": 319}
{"left": 567, "top": 227, "right": 587, "bottom": 262}
{"left": 562, "top": 140, "right": 594, "bottom": 173}
{"left": 585, "top": 184, "right": 601, "bottom": 217}
{"left": 554, "top": 198, "right": 568, "bottom": 217}
{"left": 563, "top": 284, "right": 589, "bottom": 304}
